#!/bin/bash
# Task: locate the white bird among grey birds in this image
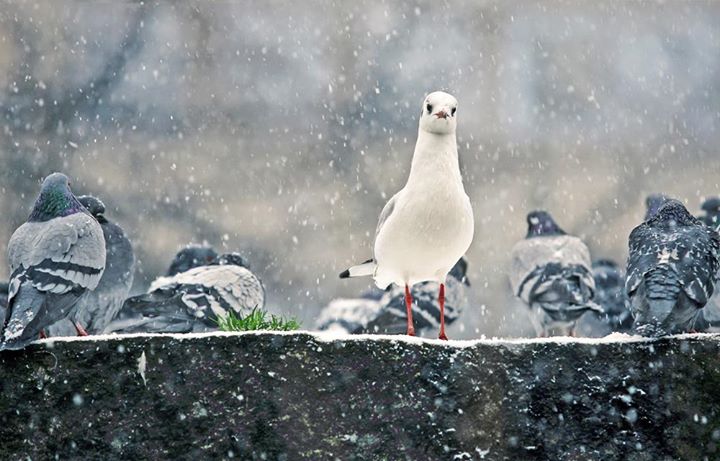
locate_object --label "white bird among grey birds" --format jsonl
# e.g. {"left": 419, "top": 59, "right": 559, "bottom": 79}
{"left": 1, "top": 173, "right": 106, "bottom": 350}
{"left": 339, "top": 91, "right": 474, "bottom": 340}
{"left": 510, "top": 210, "right": 601, "bottom": 337}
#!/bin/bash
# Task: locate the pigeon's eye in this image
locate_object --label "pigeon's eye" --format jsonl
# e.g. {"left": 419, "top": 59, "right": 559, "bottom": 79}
{"left": 451, "top": 107, "right": 457, "bottom": 116}
{"left": 426, "top": 103, "right": 433, "bottom": 114}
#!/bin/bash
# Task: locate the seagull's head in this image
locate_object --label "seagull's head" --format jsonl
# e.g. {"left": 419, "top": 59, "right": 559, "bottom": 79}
{"left": 419, "top": 91, "right": 458, "bottom": 135}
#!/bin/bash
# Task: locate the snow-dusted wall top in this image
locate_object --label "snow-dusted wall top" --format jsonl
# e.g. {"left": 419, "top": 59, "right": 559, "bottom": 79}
{"left": 0, "top": 331, "right": 718, "bottom": 460}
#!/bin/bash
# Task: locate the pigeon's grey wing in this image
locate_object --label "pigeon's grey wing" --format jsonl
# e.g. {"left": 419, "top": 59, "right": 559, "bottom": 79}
{"left": 178, "top": 265, "right": 266, "bottom": 320}
{"left": 511, "top": 236, "right": 593, "bottom": 302}
{"left": 375, "top": 192, "right": 399, "bottom": 240}
{"left": 625, "top": 224, "right": 660, "bottom": 296}
{"left": 679, "top": 226, "right": 720, "bottom": 305}
{"left": 8, "top": 214, "right": 106, "bottom": 291}
{"left": 1, "top": 275, "right": 84, "bottom": 349}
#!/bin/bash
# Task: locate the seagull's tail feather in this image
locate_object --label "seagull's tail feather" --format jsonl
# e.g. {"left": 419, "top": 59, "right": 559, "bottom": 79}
{"left": 339, "top": 259, "right": 376, "bottom": 279}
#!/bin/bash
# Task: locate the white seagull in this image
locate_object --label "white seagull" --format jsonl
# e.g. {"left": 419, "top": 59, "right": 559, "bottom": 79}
{"left": 339, "top": 91, "right": 474, "bottom": 339}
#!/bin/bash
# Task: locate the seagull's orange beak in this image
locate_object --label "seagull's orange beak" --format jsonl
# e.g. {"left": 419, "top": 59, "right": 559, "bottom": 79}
{"left": 435, "top": 110, "right": 448, "bottom": 119}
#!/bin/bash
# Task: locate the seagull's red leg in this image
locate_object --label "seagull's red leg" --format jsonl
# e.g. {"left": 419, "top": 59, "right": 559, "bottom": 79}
{"left": 405, "top": 284, "right": 415, "bottom": 336}
{"left": 73, "top": 322, "right": 89, "bottom": 337}
{"left": 438, "top": 283, "right": 448, "bottom": 340}
{"left": 39, "top": 330, "right": 47, "bottom": 339}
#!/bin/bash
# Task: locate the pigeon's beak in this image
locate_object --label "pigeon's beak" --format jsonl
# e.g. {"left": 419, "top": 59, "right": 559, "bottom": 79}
{"left": 435, "top": 110, "right": 449, "bottom": 120}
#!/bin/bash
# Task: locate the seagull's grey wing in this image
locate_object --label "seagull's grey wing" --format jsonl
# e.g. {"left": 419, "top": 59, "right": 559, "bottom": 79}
{"left": 375, "top": 192, "right": 399, "bottom": 240}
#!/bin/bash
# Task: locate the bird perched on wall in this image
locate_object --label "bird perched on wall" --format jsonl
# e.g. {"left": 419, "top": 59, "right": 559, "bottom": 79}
{"left": 105, "top": 253, "right": 264, "bottom": 334}
{"left": 46, "top": 195, "right": 135, "bottom": 336}
{"left": 1, "top": 173, "right": 106, "bottom": 350}
{"left": 699, "top": 197, "right": 720, "bottom": 231}
{"left": 339, "top": 91, "right": 474, "bottom": 340}
{"left": 575, "top": 259, "right": 632, "bottom": 337}
{"left": 645, "top": 193, "right": 671, "bottom": 221}
{"left": 320, "top": 258, "right": 470, "bottom": 337}
{"left": 626, "top": 199, "right": 720, "bottom": 336}
{"left": 510, "top": 211, "right": 601, "bottom": 337}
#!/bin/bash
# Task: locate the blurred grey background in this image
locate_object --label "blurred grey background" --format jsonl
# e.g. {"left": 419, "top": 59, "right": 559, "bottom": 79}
{"left": 1, "top": 1, "right": 719, "bottom": 338}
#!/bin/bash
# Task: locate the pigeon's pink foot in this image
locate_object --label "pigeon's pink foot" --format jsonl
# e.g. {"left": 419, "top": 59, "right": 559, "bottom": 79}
{"left": 73, "top": 322, "right": 89, "bottom": 336}
{"left": 39, "top": 330, "right": 47, "bottom": 339}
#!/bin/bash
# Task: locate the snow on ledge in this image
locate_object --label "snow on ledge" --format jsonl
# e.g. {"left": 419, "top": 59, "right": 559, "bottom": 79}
{"left": 33, "top": 330, "right": 720, "bottom": 349}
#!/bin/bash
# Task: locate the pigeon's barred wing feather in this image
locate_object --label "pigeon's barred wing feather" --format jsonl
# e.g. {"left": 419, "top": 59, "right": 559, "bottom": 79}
{"left": 8, "top": 214, "right": 106, "bottom": 287}
{"left": 511, "top": 235, "right": 594, "bottom": 303}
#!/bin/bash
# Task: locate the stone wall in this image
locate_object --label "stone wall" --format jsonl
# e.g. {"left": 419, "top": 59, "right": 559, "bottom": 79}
{"left": 0, "top": 332, "right": 719, "bottom": 460}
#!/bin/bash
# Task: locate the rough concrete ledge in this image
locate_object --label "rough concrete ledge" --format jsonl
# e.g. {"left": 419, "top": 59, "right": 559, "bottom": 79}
{"left": 1, "top": 331, "right": 719, "bottom": 460}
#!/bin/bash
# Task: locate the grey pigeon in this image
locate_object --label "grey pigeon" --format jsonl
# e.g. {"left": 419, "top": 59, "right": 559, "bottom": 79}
{"left": 0, "top": 281, "right": 8, "bottom": 326}
{"left": 1, "top": 173, "right": 106, "bottom": 350}
{"left": 319, "top": 258, "right": 469, "bottom": 337}
{"left": 576, "top": 260, "right": 633, "bottom": 337}
{"left": 46, "top": 195, "right": 135, "bottom": 336}
{"left": 626, "top": 199, "right": 720, "bottom": 336}
{"left": 699, "top": 197, "right": 720, "bottom": 231}
{"left": 510, "top": 211, "right": 601, "bottom": 337}
{"left": 645, "top": 193, "right": 671, "bottom": 221}
{"left": 105, "top": 253, "right": 264, "bottom": 334}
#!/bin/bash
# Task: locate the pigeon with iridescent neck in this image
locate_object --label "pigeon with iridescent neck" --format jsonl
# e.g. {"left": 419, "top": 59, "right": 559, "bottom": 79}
{"left": 510, "top": 211, "right": 601, "bottom": 337}
{"left": 1, "top": 173, "right": 106, "bottom": 350}
{"left": 339, "top": 91, "right": 474, "bottom": 340}
{"left": 627, "top": 199, "right": 720, "bottom": 336}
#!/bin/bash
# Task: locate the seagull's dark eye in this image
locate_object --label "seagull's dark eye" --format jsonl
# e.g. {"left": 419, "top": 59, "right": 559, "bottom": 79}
{"left": 426, "top": 103, "right": 433, "bottom": 114}
{"left": 451, "top": 107, "right": 457, "bottom": 116}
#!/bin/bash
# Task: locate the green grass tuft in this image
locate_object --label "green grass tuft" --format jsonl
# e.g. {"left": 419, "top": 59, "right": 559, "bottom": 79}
{"left": 216, "top": 308, "right": 301, "bottom": 332}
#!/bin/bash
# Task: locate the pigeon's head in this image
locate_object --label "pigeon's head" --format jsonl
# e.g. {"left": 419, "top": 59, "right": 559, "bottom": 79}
{"left": 644, "top": 193, "right": 671, "bottom": 221}
{"left": 701, "top": 197, "right": 720, "bottom": 214}
{"left": 525, "top": 210, "right": 566, "bottom": 238}
{"left": 648, "top": 199, "right": 698, "bottom": 227}
{"left": 167, "top": 244, "right": 218, "bottom": 276}
{"left": 449, "top": 257, "right": 470, "bottom": 286}
{"left": 29, "top": 172, "right": 84, "bottom": 222}
{"left": 215, "top": 252, "right": 250, "bottom": 269}
{"left": 78, "top": 195, "right": 107, "bottom": 223}
{"left": 419, "top": 91, "right": 458, "bottom": 135}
